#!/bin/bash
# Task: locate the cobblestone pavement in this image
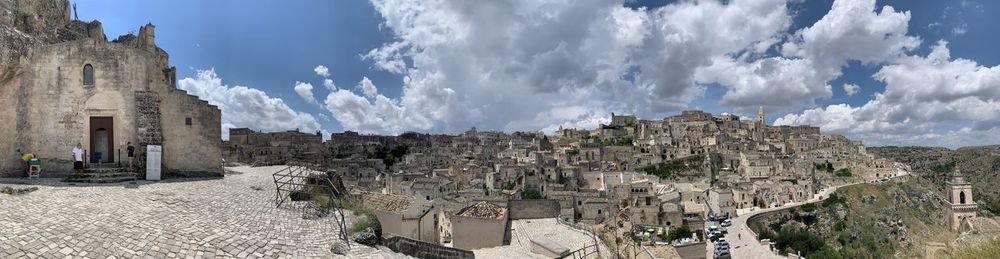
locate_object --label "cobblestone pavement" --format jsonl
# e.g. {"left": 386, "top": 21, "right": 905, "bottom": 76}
{"left": 0, "top": 166, "right": 407, "bottom": 259}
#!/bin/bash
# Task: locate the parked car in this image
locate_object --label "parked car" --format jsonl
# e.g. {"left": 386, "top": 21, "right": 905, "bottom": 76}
{"left": 721, "top": 219, "right": 732, "bottom": 227}
{"left": 713, "top": 249, "right": 731, "bottom": 259}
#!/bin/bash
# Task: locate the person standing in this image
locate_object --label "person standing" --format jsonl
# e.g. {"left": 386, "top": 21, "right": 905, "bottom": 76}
{"left": 127, "top": 142, "right": 135, "bottom": 172}
{"left": 72, "top": 143, "right": 84, "bottom": 176}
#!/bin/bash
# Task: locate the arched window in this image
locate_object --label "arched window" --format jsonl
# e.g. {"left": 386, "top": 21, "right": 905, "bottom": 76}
{"left": 83, "top": 64, "right": 95, "bottom": 86}
{"left": 960, "top": 191, "right": 966, "bottom": 204}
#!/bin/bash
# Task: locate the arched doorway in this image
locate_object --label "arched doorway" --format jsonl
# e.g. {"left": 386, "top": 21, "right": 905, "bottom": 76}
{"left": 90, "top": 117, "right": 114, "bottom": 164}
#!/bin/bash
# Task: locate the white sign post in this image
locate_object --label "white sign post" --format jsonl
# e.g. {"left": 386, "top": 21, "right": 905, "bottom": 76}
{"left": 146, "top": 145, "right": 162, "bottom": 181}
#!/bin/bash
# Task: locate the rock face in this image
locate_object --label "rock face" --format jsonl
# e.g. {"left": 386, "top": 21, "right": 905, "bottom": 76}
{"left": 353, "top": 227, "right": 380, "bottom": 247}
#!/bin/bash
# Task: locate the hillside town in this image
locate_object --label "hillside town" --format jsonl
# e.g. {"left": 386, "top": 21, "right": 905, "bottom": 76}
{"left": 224, "top": 108, "right": 905, "bottom": 257}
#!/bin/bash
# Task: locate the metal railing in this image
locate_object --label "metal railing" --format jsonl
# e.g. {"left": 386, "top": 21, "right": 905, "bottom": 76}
{"left": 271, "top": 162, "right": 351, "bottom": 246}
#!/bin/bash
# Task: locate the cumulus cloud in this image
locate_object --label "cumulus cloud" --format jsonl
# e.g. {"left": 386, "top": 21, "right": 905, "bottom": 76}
{"left": 323, "top": 79, "right": 336, "bottom": 91}
{"left": 776, "top": 41, "right": 1000, "bottom": 147}
{"left": 322, "top": 77, "right": 426, "bottom": 134}
{"left": 293, "top": 81, "right": 318, "bottom": 104}
{"left": 843, "top": 83, "right": 860, "bottom": 96}
{"left": 352, "top": 0, "right": 803, "bottom": 134}
{"left": 696, "top": 0, "right": 918, "bottom": 114}
{"left": 357, "top": 77, "right": 378, "bottom": 97}
{"left": 314, "top": 65, "right": 331, "bottom": 78}
{"left": 179, "top": 69, "right": 323, "bottom": 140}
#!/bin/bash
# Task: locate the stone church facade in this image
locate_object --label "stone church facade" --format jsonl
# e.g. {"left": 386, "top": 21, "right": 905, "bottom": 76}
{"left": 0, "top": 0, "right": 222, "bottom": 178}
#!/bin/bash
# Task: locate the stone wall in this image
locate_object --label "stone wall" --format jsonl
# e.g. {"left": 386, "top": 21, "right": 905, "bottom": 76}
{"left": 382, "top": 235, "right": 474, "bottom": 259}
{"left": 673, "top": 242, "right": 707, "bottom": 259}
{"left": 9, "top": 39, "right": 145, "bottom": 177}
{"left": 508, "top": 199, "right": 561, "bottom": 219}
{"left": 158, "top": 89, "right": 222, "bottom": 177}
{"left": 0, "top": 36, "right": 220, "bottom": 177}
{"left": 450, "top": 213, "right": 507, "bottom": 250}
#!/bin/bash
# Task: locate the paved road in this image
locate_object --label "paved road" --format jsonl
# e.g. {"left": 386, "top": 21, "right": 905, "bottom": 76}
{"left": 708, "top": 167, "right": 910, "bottom": 259}
{"left": 0, "top": 166, "right": 407, "bottom": 259}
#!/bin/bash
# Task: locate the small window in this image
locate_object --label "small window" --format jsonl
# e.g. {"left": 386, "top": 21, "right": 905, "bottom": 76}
{"left": 185, "top": 117, "right": 192, "bottom": 125}
{"left": 83, "top": 64, "right": 95, "bottom": 86}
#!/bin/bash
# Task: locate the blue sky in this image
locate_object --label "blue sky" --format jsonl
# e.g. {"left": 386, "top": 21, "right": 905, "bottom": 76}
{"left": 76, "top": 0, "right": 1000, "bottom": 147}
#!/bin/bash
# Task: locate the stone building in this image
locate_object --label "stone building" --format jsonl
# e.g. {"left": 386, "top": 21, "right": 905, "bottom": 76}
{"left": 0, "top": 0, "right": 222, "bottom": 177}
{"left": 226, "top": 128, "right": 323, "bottom": 165}
{"left": 946, "top": 170, "right": 977, "bottom": 231}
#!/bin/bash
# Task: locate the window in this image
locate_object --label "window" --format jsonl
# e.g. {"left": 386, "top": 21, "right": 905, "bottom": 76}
{"left": 185, "top": 117, "right": 192, "bottom": 125}
{"left": 83, "top": 64, "right": 95, "bottom": 86}
{"left": 960, "top": 191, "right": 966, "bottom": 204}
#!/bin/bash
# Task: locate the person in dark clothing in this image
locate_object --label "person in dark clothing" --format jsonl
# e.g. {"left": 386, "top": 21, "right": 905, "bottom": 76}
{"left": 127, "top": 142, "right": 135, "bottom": 172}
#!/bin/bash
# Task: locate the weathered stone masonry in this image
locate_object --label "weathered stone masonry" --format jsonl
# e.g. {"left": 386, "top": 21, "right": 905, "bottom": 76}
{"left": 0, "top": 0, "right": 222, "bottom": 178}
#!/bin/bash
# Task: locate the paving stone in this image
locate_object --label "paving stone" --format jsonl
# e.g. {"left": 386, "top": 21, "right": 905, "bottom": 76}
{"left": 0, "top": 166, "right": 407, "bottom": 258}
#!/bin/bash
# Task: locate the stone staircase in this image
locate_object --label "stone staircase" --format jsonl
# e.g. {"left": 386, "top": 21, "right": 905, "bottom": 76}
{"left": 63, "top": 163, "right": 137, "bottom": 183}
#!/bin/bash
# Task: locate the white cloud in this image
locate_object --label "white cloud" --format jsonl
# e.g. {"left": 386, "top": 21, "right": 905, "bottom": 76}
{"left": 782, "top": 0, "right": 920, "bottom": 66}
{"left": 697, "top": 0, "right": 918, "bottom": 113}
{"left": 843, "top": 83, "right": 860, "bottom": 96}
{"left": 776, "top": 41, "right": 1000, "bottom": 147}
{"left": 952, "top": 23, "right": 968, "bottom": 36}
{"left": 179, "top": 69, "right": 322, "bottom": 140}
{"left": 323, "top": 79, "right": 337, "bottom": 91}
{"left": 293, "top": 81, "right": 318, "bottom": 104}
{"left": 314, "top": 65, "right": 331, "bottom": 78}
{"left": 357, "top": 77, "right": 378, "bottom": 98}
{"left": 355, "top": 0, "right": 797, "bottom": 134}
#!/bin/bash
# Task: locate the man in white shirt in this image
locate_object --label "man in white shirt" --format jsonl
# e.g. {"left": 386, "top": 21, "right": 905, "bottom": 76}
{"left": 72, "top": 143, "right": 84, "bottom": 176}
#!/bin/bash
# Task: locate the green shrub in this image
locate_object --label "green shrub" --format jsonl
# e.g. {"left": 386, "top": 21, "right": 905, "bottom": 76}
{"left": 661, "top": 225, "right": 693, "bottom": 242}
{"left": 521, "top": 190, "right": 543, "bottom": 199}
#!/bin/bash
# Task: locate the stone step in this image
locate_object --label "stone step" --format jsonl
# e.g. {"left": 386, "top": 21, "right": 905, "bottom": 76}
{"left": 64, "top": 176, "right": 137, "bottom": 183}
{"left": 66, "top": 172, "right": 136, "bottom": 179}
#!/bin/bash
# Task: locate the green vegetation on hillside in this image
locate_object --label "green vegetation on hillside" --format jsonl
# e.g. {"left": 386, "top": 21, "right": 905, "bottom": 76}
{"left": 640, "top": 155, "right": 705, "bottom": 180}
{"left": 601, "top": 137, "right": 633, "bottom": 146}
{"left": 953, "top": 237, "right": 1000, "bottom": 259}
{"left": 869, "top": 145, "right": 1000, "bottom": 216}
{"left": 750, "top": 179, "right": 955, "bottom": 258}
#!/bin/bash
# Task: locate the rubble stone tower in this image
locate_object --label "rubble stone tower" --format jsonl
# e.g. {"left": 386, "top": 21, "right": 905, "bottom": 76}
{"left": 946, "top": 170, "right": 977, "bottom": 231}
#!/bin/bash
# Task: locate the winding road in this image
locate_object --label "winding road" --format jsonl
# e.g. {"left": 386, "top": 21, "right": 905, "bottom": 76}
{"left": 707, "top": 166, "right": 910, "bottom": 259}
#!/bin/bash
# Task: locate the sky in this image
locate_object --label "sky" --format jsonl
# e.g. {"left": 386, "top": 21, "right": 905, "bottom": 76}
{"left": 74, "top": 0, "right": 1000, "bottom": 148}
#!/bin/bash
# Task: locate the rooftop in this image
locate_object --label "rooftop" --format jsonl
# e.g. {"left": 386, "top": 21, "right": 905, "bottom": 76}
{"left": 456, "top": 201, "right": 506, "bottom": 219}
{"left": 362, "top": 193, "right": 414, "bottom": 213}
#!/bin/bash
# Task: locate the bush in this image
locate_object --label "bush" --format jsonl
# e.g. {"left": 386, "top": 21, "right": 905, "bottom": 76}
{"left": 800, "top": 203, "right": 818, "bottom": 212}
{"left": 771, "top": 225, "right": 827, "bottom": 256}
{"left": 661, "top": 225, "right": 693, "bottom": 242}
{"left": 521, "top": 190, "right": 543, "bottom": 199}
{"left": 835, "top": 168, "right": 852, "bottom": 177}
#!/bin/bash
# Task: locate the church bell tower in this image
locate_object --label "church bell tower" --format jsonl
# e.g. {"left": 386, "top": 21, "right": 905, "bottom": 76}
{"left": 946, "top": 170, "right": 977, "bottom": 231}
{"left": 757, "top": 105, "right": 765, "bottom": 125}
